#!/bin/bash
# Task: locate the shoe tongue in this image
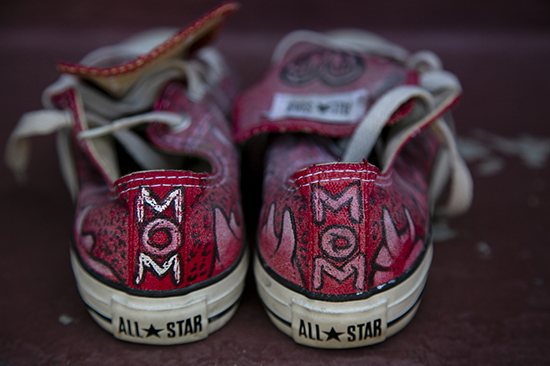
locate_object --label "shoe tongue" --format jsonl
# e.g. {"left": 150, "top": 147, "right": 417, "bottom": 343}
{"left": 56, "top": 2, "right": 239, "bottom": 98}
{"left": 234, "top": 41, "right": 419, "bottom": 143}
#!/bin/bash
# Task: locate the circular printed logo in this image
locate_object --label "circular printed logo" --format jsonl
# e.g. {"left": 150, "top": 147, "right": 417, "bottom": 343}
{"left": 280, "top": 49, "right": 365, "bottom": 87}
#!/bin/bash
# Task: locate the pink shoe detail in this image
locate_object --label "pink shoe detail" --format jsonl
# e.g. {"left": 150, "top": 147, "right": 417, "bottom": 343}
{"left": 372, "top": 206, "right": 422, "bottom": 287}
{"left": 262, "top": 204, "right": 303, "bottom": 285}
{"left": 214, "top": 207, "right": 243, "bottom": 272}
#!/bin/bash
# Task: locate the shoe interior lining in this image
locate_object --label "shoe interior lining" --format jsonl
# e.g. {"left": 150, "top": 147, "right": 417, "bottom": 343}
{"left": 114, "top": 133, "right": 214, "bottom": 177}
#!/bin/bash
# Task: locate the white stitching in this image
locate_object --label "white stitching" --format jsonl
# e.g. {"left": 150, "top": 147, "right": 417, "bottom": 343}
{"left": 118, "top": 183, "right": 208, "bottom": 195}
{"left": 116, "top": 175, "right": 203, "bottom": 187}
{"left": 288, "top": 177, "right": 375, "bottom": 190}
{"left": 287, "top": 168, "right": 395, "bottom": 189}
{"left": 116, "top": 175, "right": 208, "bottom": 196}
{"left": 291, "top": 169, "right": 378, "bottom": 183}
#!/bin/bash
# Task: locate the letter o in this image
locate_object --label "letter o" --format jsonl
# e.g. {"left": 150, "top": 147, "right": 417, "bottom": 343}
{"left": 319, "top": 225, "right": 358, "bottom": 261}
{"left": 141, "top": 218, "right": 181, "bottom": 256}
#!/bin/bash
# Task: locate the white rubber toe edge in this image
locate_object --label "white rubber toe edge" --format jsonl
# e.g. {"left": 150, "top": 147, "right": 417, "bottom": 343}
{"left": 71, "top": 249, "right": 248, "bottom": 345}
{"left": 255, "top": 243, "right": 432, "bottom": 349}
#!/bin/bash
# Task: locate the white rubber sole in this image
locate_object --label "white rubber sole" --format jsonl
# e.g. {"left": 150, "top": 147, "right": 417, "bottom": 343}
{"left": 71, "top": 249, "right": 248, "bottom": 345}
{"left": 254, "top": 243, "right": 432, "bottom": 349}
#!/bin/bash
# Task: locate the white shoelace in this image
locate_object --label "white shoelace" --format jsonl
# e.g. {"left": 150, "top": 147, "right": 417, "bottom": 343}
{"left": 274, "top": 30, "right": 473, "bottom": 216}
{"left": 5, "top": 40, "right": 226, "bottom": 200}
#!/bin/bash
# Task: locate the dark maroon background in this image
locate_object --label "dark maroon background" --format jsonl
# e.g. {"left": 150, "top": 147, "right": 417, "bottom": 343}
{"left": 1, "top": 1, "right": 549, "bottom": 365}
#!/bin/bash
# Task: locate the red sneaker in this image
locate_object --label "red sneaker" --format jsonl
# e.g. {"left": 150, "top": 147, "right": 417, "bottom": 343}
{"left": 234, "top": 30, "right": 473, "bottom": 348}
{"left": 5, "top": 3, "right": 247, "bottom": 345}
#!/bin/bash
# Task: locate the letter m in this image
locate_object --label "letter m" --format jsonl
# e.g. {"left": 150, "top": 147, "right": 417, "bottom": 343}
{"left": 135, "top": 253, "right": 181, "bottom": 285}
{"left": 136, "top": 187, "right": 183, "bottom": 223}
{"left": 311, "top": 180, "right": 363, "bottom": 225}
{"left": 312, "top": 254, "right": 366, "bottom": 291}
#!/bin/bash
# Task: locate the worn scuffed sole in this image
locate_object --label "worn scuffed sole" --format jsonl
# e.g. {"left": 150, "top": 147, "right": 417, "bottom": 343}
{"left": 254, "top": 244, "right": 432, "bottom": 349}
{"left": 71, "top": 249, "right": 248, "bottom": 345}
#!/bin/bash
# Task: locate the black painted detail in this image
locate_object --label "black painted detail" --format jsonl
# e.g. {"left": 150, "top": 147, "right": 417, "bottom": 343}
{"left": 298, "top": 319, "right": 323, "bottom": 340}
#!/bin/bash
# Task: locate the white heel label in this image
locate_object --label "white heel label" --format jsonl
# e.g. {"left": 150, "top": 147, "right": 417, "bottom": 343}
{"left": 291, "top": 299, "right": 387, "bottom": 348}
{"left": 110, "top": 296, "right": 208, "bottom": 345}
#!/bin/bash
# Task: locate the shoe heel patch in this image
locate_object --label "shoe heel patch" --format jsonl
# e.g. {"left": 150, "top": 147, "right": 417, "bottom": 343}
{"left": 110, "top": 296, "right": 208, "bottom": 345}
{"left": 291, "top": 299, "right": 387, "bottom": 348}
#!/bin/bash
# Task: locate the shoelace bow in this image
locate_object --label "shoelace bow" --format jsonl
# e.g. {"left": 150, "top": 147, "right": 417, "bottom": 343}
{"left": 275, "top": 30, "right": 473, "bottom": 216}
{"left": 5, "top": 48, "right": 225, "bottom": 199}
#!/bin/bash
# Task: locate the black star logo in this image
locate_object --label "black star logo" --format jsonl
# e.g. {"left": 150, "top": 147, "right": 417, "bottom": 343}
{"left": 323, "top": 327, "right": 344, "bottom": 341}
{"left": 143, "top": 324, "right": 163, "bottom": 338}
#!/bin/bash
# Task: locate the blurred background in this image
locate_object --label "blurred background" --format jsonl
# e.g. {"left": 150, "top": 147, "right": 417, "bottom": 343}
{"left": 1, "top": 1, "right": 549, "bottom": 365}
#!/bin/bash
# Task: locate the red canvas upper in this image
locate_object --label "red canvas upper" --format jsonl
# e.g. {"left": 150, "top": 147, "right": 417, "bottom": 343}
{"left": 255, "top": 133, "right": 436, "bottom": 297}
{"left": 234, "top": 41, "right": 419, "bottom": 142}
{"left": 51, "top": 81, "right": 244, "bottom": 293}
{"left": 38, "top": 4, "right": 246, "bottom": 295}
{"left": 234, "top": 32, "right": 460, "bottom": 298}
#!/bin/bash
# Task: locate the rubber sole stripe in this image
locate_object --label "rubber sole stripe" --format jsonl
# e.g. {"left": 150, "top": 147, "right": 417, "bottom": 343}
{"left": 85, "top": 295, "right": 242, "bottom": 325}
{"left": 262, "top": 291, "right": 424, "bottom": 330}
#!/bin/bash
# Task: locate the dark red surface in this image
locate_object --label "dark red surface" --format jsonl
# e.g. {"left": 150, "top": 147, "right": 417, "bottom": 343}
{"left": 1, "top": 1, "right": 550, "bottom": 365}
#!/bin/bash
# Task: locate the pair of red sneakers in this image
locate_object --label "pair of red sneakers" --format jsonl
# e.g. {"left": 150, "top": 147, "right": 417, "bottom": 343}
{"left": 5, "top": 3, "right": 472, "bottom": 348}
